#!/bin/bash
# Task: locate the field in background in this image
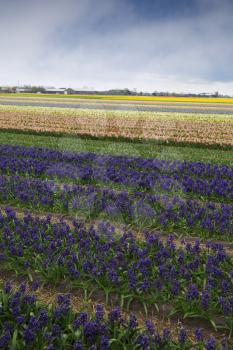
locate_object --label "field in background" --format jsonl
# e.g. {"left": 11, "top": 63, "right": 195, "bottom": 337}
{"left": 0, "top": 96, "right": 232, "bottom": 349}
{"left": 1, "top": 92, "right": 233, "bottom": 103}
{"left": 2, "top": 94, "right": 233, "bottom": 116}
{"left": 0, "top": 105, "right": 232, "bottom": 146}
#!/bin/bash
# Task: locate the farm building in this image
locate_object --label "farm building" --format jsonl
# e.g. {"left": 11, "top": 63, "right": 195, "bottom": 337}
{"left": 44, "top": 88, "right": 67, "bottom": 94}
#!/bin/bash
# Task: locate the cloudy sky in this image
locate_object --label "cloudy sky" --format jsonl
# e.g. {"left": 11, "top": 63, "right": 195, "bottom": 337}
{"left": 0, "top": 0, "right": 233, "bottom": 94}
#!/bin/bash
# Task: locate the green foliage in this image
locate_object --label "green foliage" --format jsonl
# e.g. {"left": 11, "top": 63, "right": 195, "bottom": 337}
{"left": 0, "top": 131, "right": 232, "bottom": 165}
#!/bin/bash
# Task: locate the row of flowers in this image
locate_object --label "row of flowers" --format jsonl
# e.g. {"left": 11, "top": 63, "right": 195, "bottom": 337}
{"left": 0, "top": 149, "right": 232, "bottom": 202}
{"left": 0, "top": 105, "right": 232, "bottom": 145}
{"left": 0, "top": 176, "right": 232, "bottom": 237}
{"left": 1, "top": 144, "right": 232, "bottom": 179}
{"left": 0, "top": 282, "right": 231, "bottom": 349}
{"left": 0, "top": 207, "right": 233, "bottom": 333}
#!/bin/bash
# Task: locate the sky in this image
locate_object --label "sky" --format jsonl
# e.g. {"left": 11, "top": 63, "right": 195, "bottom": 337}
{"left": 0, "top": 0, "right": 233, "bottom": 94}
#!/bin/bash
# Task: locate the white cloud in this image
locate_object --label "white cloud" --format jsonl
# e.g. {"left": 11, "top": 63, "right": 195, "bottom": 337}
{"left": 0, "top": 0, "right": 233, "bottom": 93}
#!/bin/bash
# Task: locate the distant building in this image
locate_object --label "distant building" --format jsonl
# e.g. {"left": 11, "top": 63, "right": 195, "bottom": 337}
{"left": 0, "top": 86, "right": 17, "bottom": 93}
{"left": 44, "top": 88, "right": 67, "bottom": 94}
{"left": 16, "top": 87, "right": 31, "bottom": 93}
{"left": 198, "top": 93, "right": 213, "bottom": 97}
{"left": 0, "top": 87, "right": 10, "bottom": 93}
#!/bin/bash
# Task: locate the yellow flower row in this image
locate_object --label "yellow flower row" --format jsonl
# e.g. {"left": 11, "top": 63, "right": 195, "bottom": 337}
{"left": 1, "top": 93, "right": 233, "bottom": 104}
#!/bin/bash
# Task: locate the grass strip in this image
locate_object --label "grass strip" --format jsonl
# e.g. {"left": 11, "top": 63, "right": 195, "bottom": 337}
{"left": 0, "top": 130, "right": 232, "bottom": 165}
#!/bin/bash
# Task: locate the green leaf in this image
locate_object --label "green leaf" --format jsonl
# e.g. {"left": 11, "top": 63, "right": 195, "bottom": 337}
{"left": 74, "top": 329, "right": 81, "bottom": 339}
{"left": 209, "top": 319, "right": 217, "bottom": 331}
{"left": 168, "top": 309, "right": 178, "bottom": 318}
{"left": 142, "top": 301, "right": 148, "bottom": 316}
{"left": 183, "top": 312, "right": 198, "bottom": 319}
{"left": 11, "top": 329, "right": 18, "bottom": 349}
{"left": 28, "top": 272, "right": 33, "bottom": 282}
{"left": 154, "top": 302, "right": 159, "bottom": 313}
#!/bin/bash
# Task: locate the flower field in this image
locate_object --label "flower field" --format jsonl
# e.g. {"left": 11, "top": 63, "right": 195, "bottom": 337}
{"left": 1, "top": 93, "right": 233, "bottom": 104}
{"left": 0, "top": 282, "right": 229, "bottom": 350}
{"left": 2, "top": 95, "right": 233, "bottom": 115}
{"left": 0, "top": 100, "right": 232, "bottom": 349}
{"left": 0, "top": 105, "right": 232, "bottom": 146}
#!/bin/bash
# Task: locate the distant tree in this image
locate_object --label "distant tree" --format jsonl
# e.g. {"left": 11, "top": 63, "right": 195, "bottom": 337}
{"left": 66, "top": 88, "right": 75, "bottom": 94}
{"left": 30, "top": 86, "right": 46, "bottom": 93}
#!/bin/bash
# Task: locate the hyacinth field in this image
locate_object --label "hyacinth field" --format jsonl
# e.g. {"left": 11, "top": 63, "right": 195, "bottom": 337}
{"left": 0, "top": 96, "right": 232, "bottom": 349}
{"left": 0, "top": 105, "right": 233, "bottom": 146}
